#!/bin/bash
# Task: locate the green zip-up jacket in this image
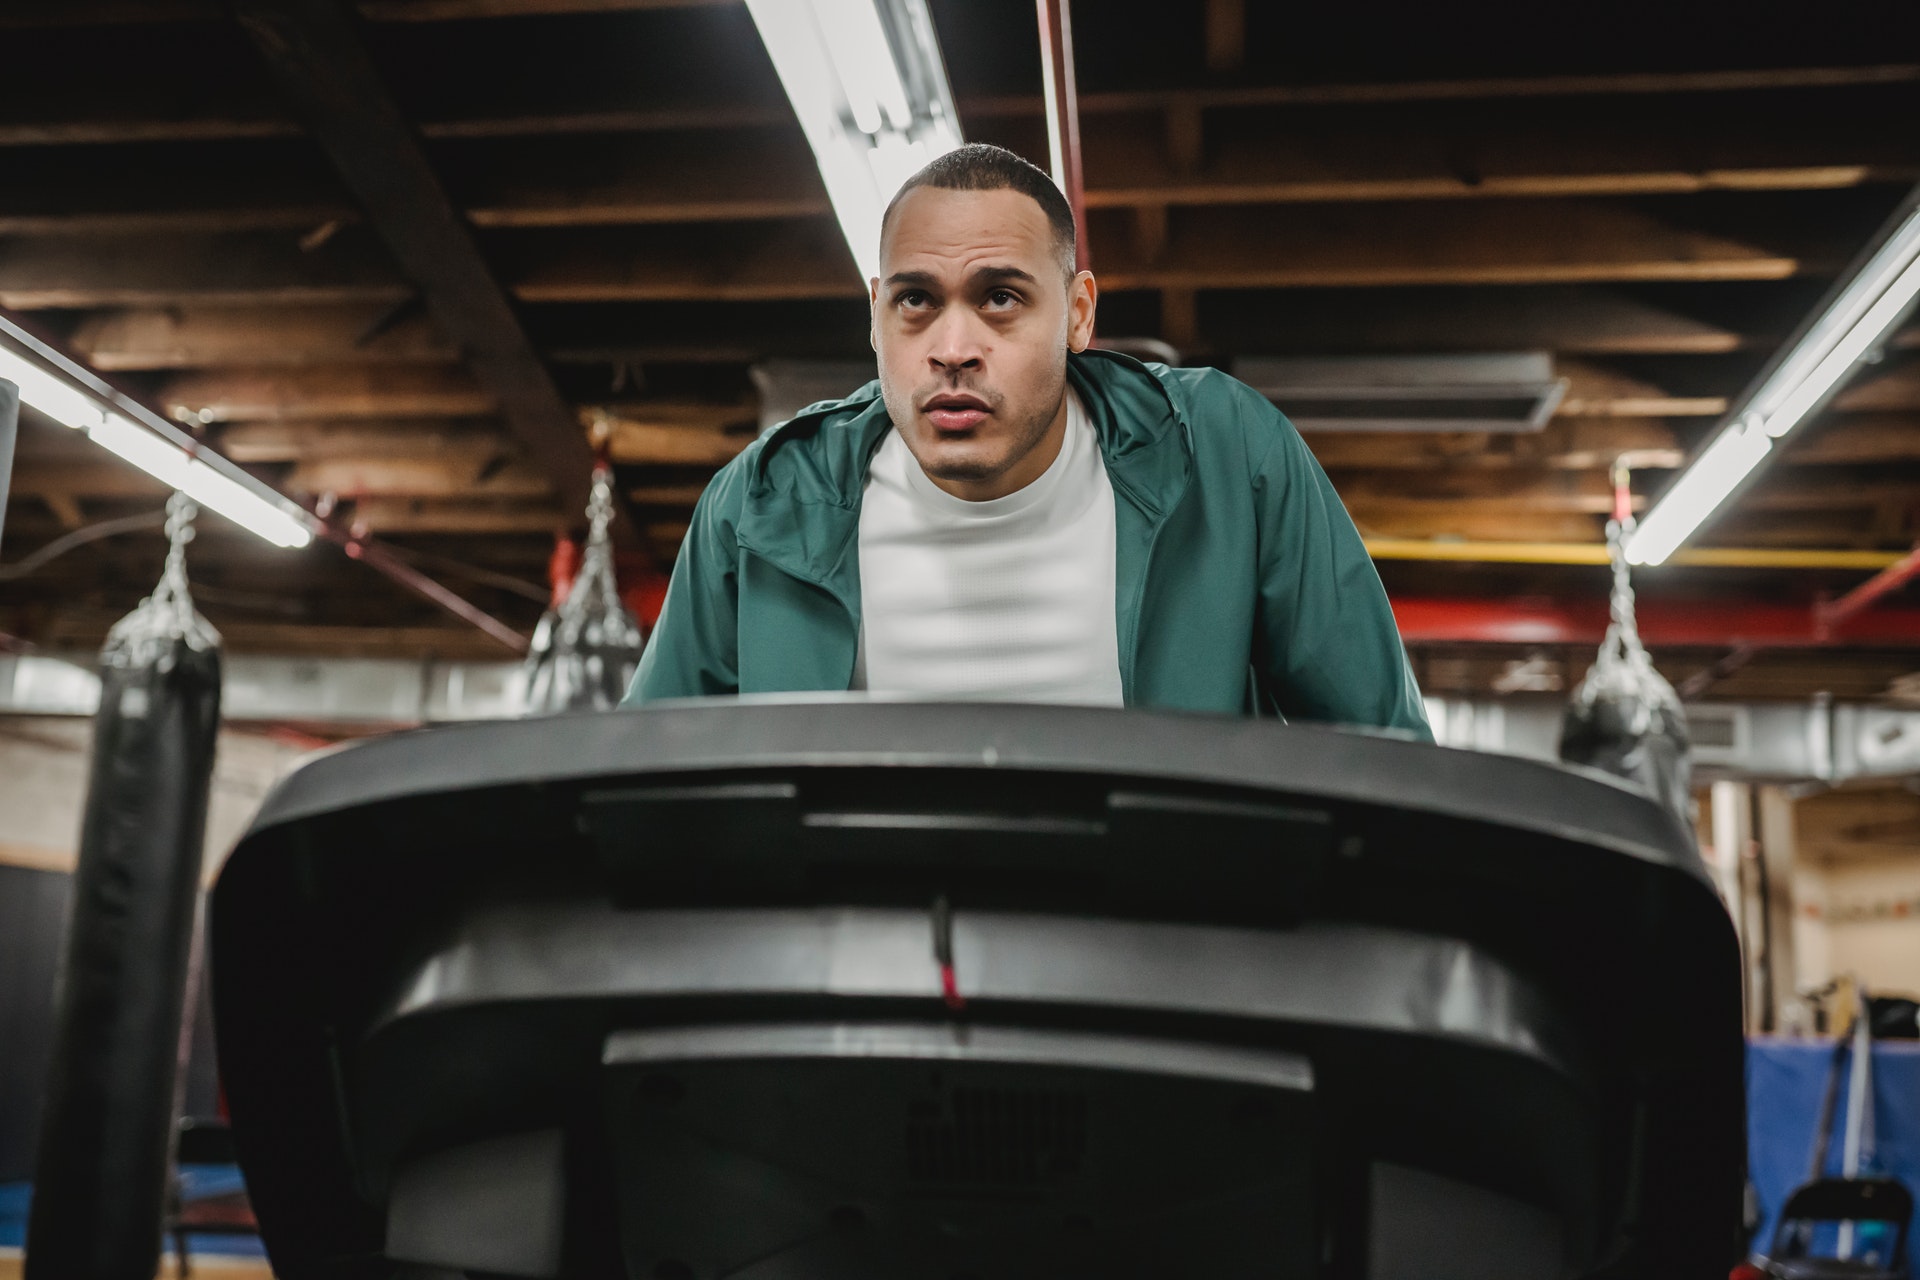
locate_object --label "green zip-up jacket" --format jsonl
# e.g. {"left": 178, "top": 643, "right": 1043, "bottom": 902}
{"left": 624, "top": 349, "right": 1431, "bottom": 738}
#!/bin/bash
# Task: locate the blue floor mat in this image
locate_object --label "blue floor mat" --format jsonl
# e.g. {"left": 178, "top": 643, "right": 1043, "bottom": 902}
{"left": 0, "top": 1168, "right": 264, "bottom": 1256}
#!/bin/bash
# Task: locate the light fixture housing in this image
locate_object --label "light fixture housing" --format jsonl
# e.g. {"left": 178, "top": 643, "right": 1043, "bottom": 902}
{"left": 1626, "top": 187, "right": 1920, "bottom": 566}
{"left": 746, "top": 0, "right": 963, "bottom": 282}
{"left": 0, "top": 313, "right": 315, "bottom": 549}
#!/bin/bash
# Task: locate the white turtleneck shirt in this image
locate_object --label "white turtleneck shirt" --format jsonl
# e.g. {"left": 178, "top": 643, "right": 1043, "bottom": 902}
{"left": 849, "top": 388, "right": 1123, "bottom": 706}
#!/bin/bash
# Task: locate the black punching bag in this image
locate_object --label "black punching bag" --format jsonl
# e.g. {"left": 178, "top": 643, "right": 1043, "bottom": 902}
{"left": 520, "top": 462, "right": 646, "bottom": 713}
{"left": 27, "top": 496, "right": 222, "bottom": 1280}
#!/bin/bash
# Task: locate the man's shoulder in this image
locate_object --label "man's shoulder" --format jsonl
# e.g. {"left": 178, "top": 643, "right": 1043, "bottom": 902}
{"left": 1128, "top": 360, "right": 1305, "bottom": 475}
{"left": 696, "top": 380, "right": 887, "bottom": 516}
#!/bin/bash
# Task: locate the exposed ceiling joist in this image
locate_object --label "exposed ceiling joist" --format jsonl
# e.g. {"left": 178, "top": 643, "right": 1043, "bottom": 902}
{"left": 0, "top": 229, "right": 408, "bottom": 309}
{"left": 233, "top": 0, "right": 607, "bottom": 523}
{"left": 72, "top": 303, "right": 455, "bottom": 369}
{"left": 502, "top": 199, "right": 1832, "bottom": 303}
{"left": 160, "top": 364, "right": 496, "bottom": 420}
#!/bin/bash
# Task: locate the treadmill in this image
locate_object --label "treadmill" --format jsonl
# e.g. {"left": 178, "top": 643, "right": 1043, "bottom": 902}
{"left": 210, "top": 700, "right": 1744, "bottom": 1280}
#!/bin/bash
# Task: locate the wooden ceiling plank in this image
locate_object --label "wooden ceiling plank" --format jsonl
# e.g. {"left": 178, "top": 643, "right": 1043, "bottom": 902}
{"left": 0, "top": 230, "right": 410, "bottom": 309}
{"left": 215, "top": 419, "right": 513, "bottom": 462}
{"left": 448, "top": 100, "right": 1920, "bottom": 228}
{"left": 9, "top": 64, "right": 1913, "bottom": 150}
{"left": 505, "top": 199, "right": 1823, "bottom": 302}
{"left": 160, "top": 364, "right": 496, "bottom": 421}
{"left": 359, "top": 0, "right": 732, "bottom": 18}
{"left": 235, "top": 0, "right": 606, "bottom": 522}
{"left": 345, "top": 498, "right": 567, "bottom": 534}
{"left": 71, "top": 303, "right": 457, "bottom": 370}
{"left": 285, "top": 455, "right": 553, "bottom": 499}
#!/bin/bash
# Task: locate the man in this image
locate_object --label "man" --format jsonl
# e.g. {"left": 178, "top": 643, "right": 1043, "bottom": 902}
{"left": 626, "top": 143, "right": 1429, "bottom": 737}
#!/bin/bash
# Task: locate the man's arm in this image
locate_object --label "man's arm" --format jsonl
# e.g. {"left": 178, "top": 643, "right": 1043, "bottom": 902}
{"left": 1243, "top": 389, "right": 1433, "bottom": 739}
{"left": 622, "top": 466, "right": 743, "bottom": 705}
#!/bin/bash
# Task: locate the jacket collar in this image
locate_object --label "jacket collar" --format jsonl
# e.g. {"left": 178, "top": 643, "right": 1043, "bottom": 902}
{"left": 735, "top": 348, "right": 1194, "bottom": 591}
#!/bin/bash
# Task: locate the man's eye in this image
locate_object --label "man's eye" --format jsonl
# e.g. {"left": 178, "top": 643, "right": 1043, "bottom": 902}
{"left": 898, "top": 290, "right": 931, "bottom": 308}
{"left": 986, "top": 289, "right": 1018, "bottom": 308}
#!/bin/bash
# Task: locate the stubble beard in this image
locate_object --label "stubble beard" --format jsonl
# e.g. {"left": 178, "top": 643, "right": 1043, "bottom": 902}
{"left": 896, "top": 372, "right": 1066, "bottom": 488}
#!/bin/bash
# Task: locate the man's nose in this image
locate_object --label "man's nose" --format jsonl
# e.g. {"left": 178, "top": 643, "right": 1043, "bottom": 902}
{"left": 927, "top": 308, "right": 985, "bottom": 372}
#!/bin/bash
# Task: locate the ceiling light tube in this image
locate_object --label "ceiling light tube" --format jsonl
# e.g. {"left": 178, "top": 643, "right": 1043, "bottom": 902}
{"left": 1, "top": 315, "right": 315, "bottom": 549}
{"left": 747, "top": 0, "right": 962, "bottom": 282}
{"left": 1626, "top": 189, "right": 1920, "bottom": 566}
{"left": 1625, "top": 419, "right": 1774, "bottom": 567}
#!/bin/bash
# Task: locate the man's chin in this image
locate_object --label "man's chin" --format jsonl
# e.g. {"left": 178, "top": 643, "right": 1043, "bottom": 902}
{"left": 913, "top": 437, "right": 1004, "bottom": 485}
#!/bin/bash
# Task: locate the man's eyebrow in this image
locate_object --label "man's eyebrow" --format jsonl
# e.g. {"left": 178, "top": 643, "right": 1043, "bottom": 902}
{"left": 880, "top": 265, "right": 1042, "bottom": 290}
{"left": 971, "top": 265, "right": 1039, "bottom": 287}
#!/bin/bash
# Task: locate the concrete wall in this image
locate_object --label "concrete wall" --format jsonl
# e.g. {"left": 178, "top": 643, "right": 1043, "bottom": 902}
{"left": 0, "top": 716, "right": 316, "bottom": 881}
{"left": 1799, "top": 859, "right": 1920, "bottom": 999}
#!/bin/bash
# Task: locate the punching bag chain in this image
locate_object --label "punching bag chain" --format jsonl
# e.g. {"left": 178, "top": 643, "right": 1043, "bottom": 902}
{"left": 156, "top": 493, "right": 198, "bottom": 628}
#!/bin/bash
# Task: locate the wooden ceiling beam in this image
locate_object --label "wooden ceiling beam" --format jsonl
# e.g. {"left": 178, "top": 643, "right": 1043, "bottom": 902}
{"left": 235, "top": 0, "right": 608, "bottom": 524}
{"left": 1303, "top": 420, "right": 1686, "bottom": 472}
{"left": 160, "top": 365, "right": 496, "bottom": 421}
{"left": 1203, "top": 286, "right": 1754, "bottom": 357}
{"left": 71, "top": 303, "right": 456, "bottom": 370}
{"left": 505, "top": 199, "right": 1826, "bottom": 303}
{"left": 1834, "top": 358, "right": 1920, "bottom": 411}
{"left": 0, "top": 141, "right": 353, "bottom": 236}
{"left": 1090, "top": 202, "right": 1818, "bottom": 291}
{"left": 446, "top": 97, "right": 1920, "bottom": 229}
{"left": 7, "top": 63, "right": 1913, "bottom": 150}
{"left": 1789, "top": 414, "right": 1920, "bottom": 465}
{"left": 0, "top": 230, "right": 409, "bottom": 309}
{"left": 285, "top": 455, "right": 553, "bottom": 499}
{"left": 345, "top": 498, "right": 568, "bottom": 534}
{"left": 971, "top": 65, "right": 1920, "bottom": 118}
{"left": 358, "top": 0, "right": 731, "bottom": 17}
{"left": 425, "top": 65, "right": 1920, "bottom": 143}
{"left": 215, "top": 419, "right": 512, "bottom": 463}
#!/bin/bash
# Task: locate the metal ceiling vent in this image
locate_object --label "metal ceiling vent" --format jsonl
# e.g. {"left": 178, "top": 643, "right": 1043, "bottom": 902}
{"left": 1231, "top": 353, "right": 1568, "bottom": 433}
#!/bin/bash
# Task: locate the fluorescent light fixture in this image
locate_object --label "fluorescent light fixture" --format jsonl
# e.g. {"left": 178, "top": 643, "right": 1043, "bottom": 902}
{"left": 1624, "top": 418, "right": 1774, "bottom": 567}
{"left": 0, "top": 343, "right": 105, "bottom": 432}
{"left": 1, "top": 323, "right": 315, "bottom": 549}
{"left": 1626, "top": 195, "right": 1920, "bottom": 566}
{"left": 747, "top": 0, "right": 962, "bottom": 281}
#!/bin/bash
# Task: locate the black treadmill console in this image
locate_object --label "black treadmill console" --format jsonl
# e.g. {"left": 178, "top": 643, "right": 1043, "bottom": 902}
{"left": 211, "top": 700, "right": 1743, "bottom": 1279}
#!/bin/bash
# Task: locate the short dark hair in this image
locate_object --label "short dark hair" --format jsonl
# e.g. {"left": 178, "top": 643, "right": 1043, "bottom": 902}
{"left": 880, "top": 143, "right": 1078, "bottom": 278}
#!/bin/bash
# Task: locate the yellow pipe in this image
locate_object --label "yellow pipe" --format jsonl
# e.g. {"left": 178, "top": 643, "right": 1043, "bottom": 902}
{"left": 1362, "top": 539, "right": 1906, "bottom": 571}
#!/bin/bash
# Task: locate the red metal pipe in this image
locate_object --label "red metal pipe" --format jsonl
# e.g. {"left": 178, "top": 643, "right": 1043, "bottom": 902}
{"left": 1036, "top": 0, "right": 1089, "bottom": 271}
{"left": 1392, "top": 596, "right": 1920, "bottom": 649}
{"left": 325, "top": 524, "right": 530, "bottom": 654}
{"left": 1814, "top": 541, "right": 1920, "bottom": 639}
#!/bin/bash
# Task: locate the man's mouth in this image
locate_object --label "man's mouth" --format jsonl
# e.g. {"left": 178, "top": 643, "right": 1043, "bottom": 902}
{"left": 923, "top": 393, "right": 990, "bottom": 433}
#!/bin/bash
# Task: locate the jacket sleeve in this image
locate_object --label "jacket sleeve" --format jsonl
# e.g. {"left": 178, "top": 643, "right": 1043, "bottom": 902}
{"left": 622, "top": 461, "right": 745, "bottom": 705}
{"left": 1242, "top": 388, "right": 1433, "bottom": 740}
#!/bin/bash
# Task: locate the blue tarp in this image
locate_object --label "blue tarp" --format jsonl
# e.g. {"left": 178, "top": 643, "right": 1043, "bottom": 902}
{"left": 1748, "top": 1037, "right": 1920, "bottom": 1273}
{"left": 0, "top": 1168, "right": 264, "bottom": 1257}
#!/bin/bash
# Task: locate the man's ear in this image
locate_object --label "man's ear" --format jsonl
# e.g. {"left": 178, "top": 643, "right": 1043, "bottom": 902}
{"left": 1066, "top": 270, "right": 1099, "bottom": 354}
{"left": 868, "top": 277, "right": 881, "bottom": 351}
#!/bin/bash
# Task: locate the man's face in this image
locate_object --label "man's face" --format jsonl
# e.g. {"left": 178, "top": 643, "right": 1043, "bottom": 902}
{"left": 871, "top": 186, "right": 1097, "bottom": 501}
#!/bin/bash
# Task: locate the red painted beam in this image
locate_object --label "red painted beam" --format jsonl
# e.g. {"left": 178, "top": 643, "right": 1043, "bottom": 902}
{"left": 1392, "top": 596, "right": 1920, "bottom": 648}
{"left": 1816, "top": 541, "right": 1920, "bottom": 638}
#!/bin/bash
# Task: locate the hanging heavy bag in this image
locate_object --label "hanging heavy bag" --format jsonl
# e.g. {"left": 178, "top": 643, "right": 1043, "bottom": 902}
{"left": 1559, "top": 508, "right": 1693, "bottom": 829}
{"left": 520, "top": 463, "right": 647, "bottom": 714}
{"left": 26, "top": 496, "right": 222, "bottom": 1280}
